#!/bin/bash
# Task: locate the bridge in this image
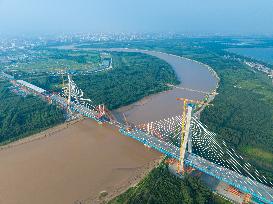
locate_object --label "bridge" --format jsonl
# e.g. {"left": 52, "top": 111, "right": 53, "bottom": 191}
{"left": 6, "top": 73, "right": 273, "bottom": 204}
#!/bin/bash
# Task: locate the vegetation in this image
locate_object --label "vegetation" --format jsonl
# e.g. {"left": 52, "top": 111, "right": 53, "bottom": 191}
{"left": 94, "top": 38, "right": 273, "bottom": 202}
{"left": 0, "top": 49, "right": 179, "bottom": 146}
{"left": 1, "top": 37, "right": 272, "bottom": 202}
{"left": 4, "top": 48, "right": 101, "bottom": 76}
{"left": 241, "top": 147, "right": 273, "bottom": 165}
{"left": 24, "top": 74, "right": 63, "bottom": 92}
{"left": 201, "top": 67, "right": 273, "bottom": 181}
{"left": 76, "top": 40, "right": 273, "bottom": 182}
{"left": 145, "top": 38, "right": 273, "bottom": 183}
{"left": 14, "top": 51, "right": 179, "bottom": 110}
{"left": 192, "top": 51, "right": 273, "bottom": 182}
{"left": 74, "top": 51, "right": 179, "bottom": 109}
{"left": 109, "top": 163, "right": 230, "bottom": 204}
{"left": 0, "top": 81, "right": 65, "bottom": 145}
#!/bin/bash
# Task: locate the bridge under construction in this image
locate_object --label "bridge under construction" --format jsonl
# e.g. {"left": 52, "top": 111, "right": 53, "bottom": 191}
{"left": 3, "top": 72, "right": 273, "bottom": 204}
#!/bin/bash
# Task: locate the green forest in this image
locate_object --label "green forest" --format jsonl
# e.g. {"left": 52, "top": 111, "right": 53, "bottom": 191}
{"left": 1, "top": 38, "right": 272, "bottom": 203}
{"left": 112, "top": 38, "right": 273, "bottom": 183}
{"left": 74, "top": 52, "right": 179, "bottom": 109}
{"left": 88, "top": 38, "right": 273, "bottom": 202}
{"left": 109, "top": 163, "right": 230, "bottom": 204}
{"left": 165, "top": 39, "right": 273, "bottom": 183}
{"left": 143, "top": 38, "right": 273, "bottom": 183}
{"left": 0, "top": 50, "right": 179, "bottom": 145}
{"left": 0, "top": 81, "right": 65, "bottom": 145}
{"left": 76, "top": 40, "right": 273, "bottom": 181}
{"left": 25, "top": 51, "right": 179, "bottom": 110}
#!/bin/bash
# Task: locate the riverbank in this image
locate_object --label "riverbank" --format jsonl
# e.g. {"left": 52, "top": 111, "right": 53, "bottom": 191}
{"left": 0, "top": 118, "right": 161, "bottom": 204}
{"left": 0, "top": 48, "right": 219, "bottom": 204}
{"left": 0, "top": 117, "right": 84, "bottom": 152}
{"left": 108, "top": 48, "right": 219, "bottom": 124}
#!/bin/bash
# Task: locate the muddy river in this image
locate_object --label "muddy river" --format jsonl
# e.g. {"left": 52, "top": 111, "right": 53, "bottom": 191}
{"left": 0, "top": 48, "right": 218, "bottom": 204}
{"left": 100, "top": 48, "right": 218, "bottom": 124}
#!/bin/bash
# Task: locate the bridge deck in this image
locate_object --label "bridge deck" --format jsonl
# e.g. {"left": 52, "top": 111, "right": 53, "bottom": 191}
{"left": 51, "top": 94, "right": 101, "bottom": 121}
{"left": 50, "top": 95, "right": 273, "bottom": 203}
{"left": 120, "top": 128, "right": 273, "bottom": 204}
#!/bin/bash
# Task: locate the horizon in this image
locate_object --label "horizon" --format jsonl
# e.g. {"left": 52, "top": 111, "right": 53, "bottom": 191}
{"left": 1, "top": 31, "right": 273, "bottom": 40}
{"left": 1, "top": 0, "right": 273, "bottom": 36}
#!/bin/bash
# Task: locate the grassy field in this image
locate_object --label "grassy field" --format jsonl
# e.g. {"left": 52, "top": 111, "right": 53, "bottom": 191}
{"left": 5, "top": 48, "right": 101, "bottom": 74}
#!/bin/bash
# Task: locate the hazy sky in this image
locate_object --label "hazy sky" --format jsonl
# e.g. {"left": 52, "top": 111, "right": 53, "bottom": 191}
{"left": 1, "top": 0, "right": 273, "bottom": 35}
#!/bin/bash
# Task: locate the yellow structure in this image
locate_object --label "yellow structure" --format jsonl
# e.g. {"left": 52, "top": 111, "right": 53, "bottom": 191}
{"left": 176, "top": 98, "right": 208, "bottom": 173}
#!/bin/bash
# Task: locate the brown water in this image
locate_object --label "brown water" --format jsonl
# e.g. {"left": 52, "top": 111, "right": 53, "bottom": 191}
{"left": 0, "top": 48, "right": 218, "bottom": 204}
{"left": 106, "top": 48, "right": 218, "bottom": 124}
{"left": 0, "top": 119, "right": 160, "bottom": 204}
{"left": 57, "top": 47, "right": 218, "bottom": 124}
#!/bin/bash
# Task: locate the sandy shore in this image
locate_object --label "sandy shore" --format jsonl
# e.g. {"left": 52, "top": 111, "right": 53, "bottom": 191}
{"left": 0, "top": 119, "right": 161, "bottom": 204}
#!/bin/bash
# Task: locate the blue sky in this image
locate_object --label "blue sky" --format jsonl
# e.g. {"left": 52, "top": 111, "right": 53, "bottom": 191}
{"left": 0, "top": 0, "right": 273, "bottom": 35}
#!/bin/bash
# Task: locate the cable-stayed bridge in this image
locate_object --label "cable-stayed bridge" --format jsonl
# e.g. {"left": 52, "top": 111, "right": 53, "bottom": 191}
{"left": 8, "top": 73, "right": 273, "bottom": 204}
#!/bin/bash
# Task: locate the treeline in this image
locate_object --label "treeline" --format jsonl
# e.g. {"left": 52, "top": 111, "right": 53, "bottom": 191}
{"left": 23, "top": 51, "right": 179, "bottom": 111}
{"left": 73, "top": 38, "right": 273, "bottom": 199}
{"left": 166, "top": 39, "right": 273, "bottom": 183}
{"left": 109, "top": 163, "right": 230, "bottom": 204}
{"left": 124, "top": 38, "right": 273, "bottom": 183}
{"left": 74, "top": 52, "right": 179, "bottom": 110}
{"left": 199, "top": 65, "right": 273, "bottom": 182}
{"left": 0, "top": 81, "right": 65, "bottom": 145}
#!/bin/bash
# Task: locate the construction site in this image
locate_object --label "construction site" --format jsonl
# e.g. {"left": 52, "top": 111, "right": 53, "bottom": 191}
{"left": 1, "top": 67, "right": 272, "bottom": 204}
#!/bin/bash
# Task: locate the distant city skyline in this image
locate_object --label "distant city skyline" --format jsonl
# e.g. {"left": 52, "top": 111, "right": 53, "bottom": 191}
{"left": 1, "top": 0, "right": 273, "bottom": 36}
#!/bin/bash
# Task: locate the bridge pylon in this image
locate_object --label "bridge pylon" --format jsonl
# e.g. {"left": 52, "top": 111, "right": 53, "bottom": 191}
{"left": 66, "top": 74, "right": 73, "bottom": 114}
{"left": 176, "top": 97, "right": 208, "bottom": 174}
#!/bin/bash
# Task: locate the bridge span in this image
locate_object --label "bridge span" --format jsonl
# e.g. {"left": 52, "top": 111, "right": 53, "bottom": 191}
{"left": 4, "top": 72, "right": 273, "bottom": 204}
{"left": 50, "top": 78, "right": 273, "bottom": 204}
{"left": 119, "top": 128, "right": 273, "bottom": 204}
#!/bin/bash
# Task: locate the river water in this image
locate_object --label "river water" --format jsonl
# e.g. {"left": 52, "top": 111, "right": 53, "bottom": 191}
{"left": 104, "top": 48, "right": 219, "bottom": 124}
{"left": 59, "top": 46, "right": 219, "bottom": 124}
{"left": 0, "top": 47, "right": 219, "bottom": 204}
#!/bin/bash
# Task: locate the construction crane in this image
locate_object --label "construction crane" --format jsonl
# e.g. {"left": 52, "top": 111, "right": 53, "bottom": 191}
{"left": 123, "top": 113, "right": 133, "bottom": 131}
{"left": 176, "top": 97, "right": 211, "bottom": 174}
